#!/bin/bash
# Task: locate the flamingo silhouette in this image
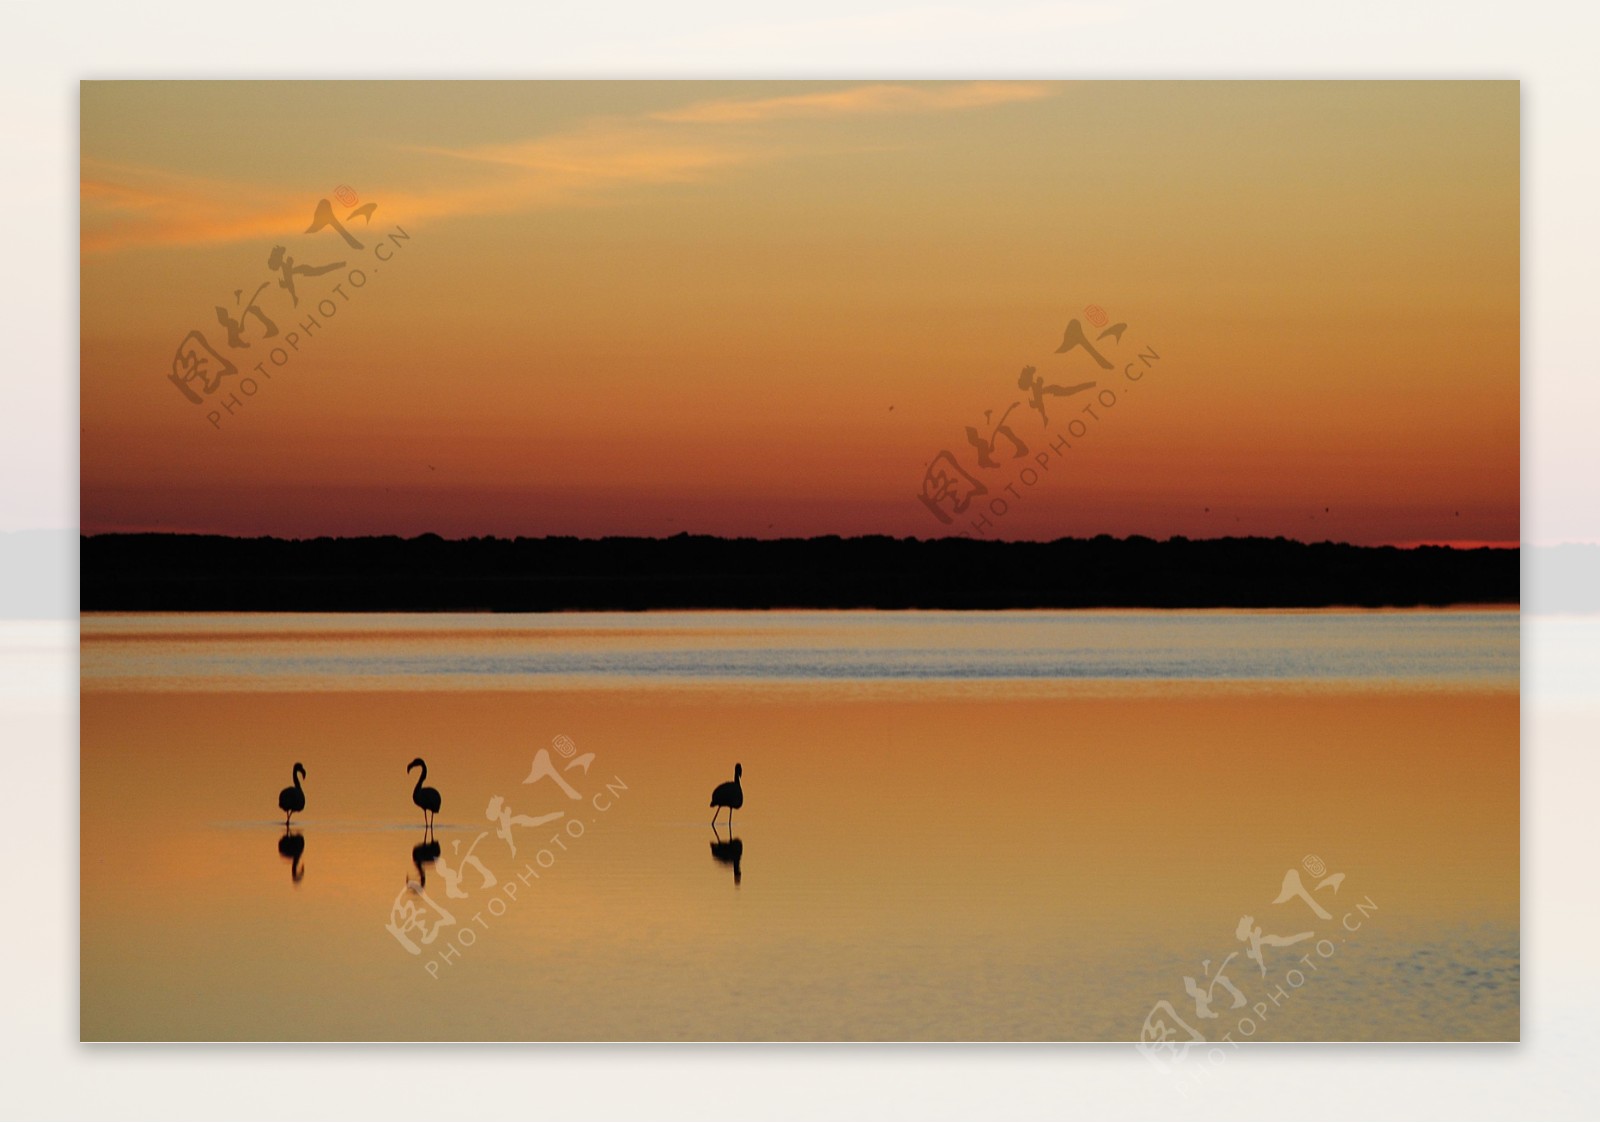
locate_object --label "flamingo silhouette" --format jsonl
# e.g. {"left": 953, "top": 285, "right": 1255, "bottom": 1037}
{"left": 709, "top": 762, "right": 743, "bottom": 827}
{"left": 278, "top": 762, "right": 306, "bottom": 826}
{"left": 407, "top": 757, "right": 442, "bottom": 831}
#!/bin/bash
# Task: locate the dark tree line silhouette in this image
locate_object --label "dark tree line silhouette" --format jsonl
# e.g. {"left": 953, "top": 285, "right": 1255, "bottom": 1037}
{"left": 80, "top": 532, "right": 1518, "bottom": 611}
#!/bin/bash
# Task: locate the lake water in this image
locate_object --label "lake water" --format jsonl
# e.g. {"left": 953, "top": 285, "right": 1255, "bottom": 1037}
{"left": 80, "top": 610, "right": 1519, "bottom": 1041}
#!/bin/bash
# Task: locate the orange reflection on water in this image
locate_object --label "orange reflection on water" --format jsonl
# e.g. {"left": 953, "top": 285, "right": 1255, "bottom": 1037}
{"left": 82, "top": 676, "right": 1516, "bottom": 1040}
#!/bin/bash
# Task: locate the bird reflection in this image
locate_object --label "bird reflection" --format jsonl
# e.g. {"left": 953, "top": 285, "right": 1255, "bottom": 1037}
{"left": 411, "top": 834, "right": 442, "bottom": 888}
{"left": 277, "top": 828, "right": 306, "bottom": 884}
{"left": 709, "top": 826, "right": 743, "bottom": 886}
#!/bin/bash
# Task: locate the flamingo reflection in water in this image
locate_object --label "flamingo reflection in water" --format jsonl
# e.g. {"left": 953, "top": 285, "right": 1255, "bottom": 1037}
{"left": 410, "top": 835, "right": 442, "bottom": 888}
{"left": 710, "top": 826, "right": 743, "bottom": 886}
{"left": 277, "top": 829, "right": 306, "bottom": 884}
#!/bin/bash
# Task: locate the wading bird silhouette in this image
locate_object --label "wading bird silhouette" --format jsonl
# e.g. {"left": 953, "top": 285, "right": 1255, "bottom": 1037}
{"left": 407, "top": 757, "right": 442, "bottom": 831}
{"left": 277, "top": 762, "right": 306, "bottom": 826}
{"left": 709, "top": 762, "right": 743, "bottom": 827}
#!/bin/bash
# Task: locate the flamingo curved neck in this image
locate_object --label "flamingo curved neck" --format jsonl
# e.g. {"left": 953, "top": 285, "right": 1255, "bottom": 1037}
{"left": 412, "top": 764, "right": 427, "bottom": 796}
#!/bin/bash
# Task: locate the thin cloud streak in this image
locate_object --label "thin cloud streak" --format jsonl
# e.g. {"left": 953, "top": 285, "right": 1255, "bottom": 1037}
{"left": 82, "top": 82, "right": 1064, "bottom": 254}
{"left": 81, "top": 160, "right": 320, "bottom": 254}
{"left": 647, "top": 80, "right": 1058, "bottom": 124}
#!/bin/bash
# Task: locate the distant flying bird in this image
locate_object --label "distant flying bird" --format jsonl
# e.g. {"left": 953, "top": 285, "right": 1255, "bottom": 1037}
{"left": 709, "top": 762, "right": 743, "bottom": 827}
{"left": 408, "top": 757, "right": 442, "bottom": 830}
{"left": 278, "top": 762, "right": 306, "bottom": 826}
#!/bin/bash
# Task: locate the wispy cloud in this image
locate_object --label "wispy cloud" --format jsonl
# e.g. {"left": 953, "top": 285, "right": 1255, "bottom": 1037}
{"left": 81, "top": 161, "right": 321, "bottom": 254}
{"left": 409, "top": 121, "right": 762, "bottom": 181}
{"left": 648, "top": 81, "right": 1056, "bottom": 124}
{"left": 82, "top": 82, "right": 1063, "bottom": 254}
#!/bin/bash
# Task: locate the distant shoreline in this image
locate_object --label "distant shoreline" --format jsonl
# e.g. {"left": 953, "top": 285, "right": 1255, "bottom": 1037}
{"left": 80, "top": 533, "right": 1520, "bottom": 612}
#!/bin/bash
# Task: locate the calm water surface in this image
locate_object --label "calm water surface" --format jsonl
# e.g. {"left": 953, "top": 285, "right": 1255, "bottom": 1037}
{"left": 80, "top": 610, "right": 1518, "bottom": 1040}
{"left": 81, "top": 609, "right": 1516, "bottom": 689}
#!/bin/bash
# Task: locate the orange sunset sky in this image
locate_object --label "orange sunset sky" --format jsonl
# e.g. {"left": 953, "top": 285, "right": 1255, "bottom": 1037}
{"left": 80, "top": 80, "right": 1518, "bottom": 545}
